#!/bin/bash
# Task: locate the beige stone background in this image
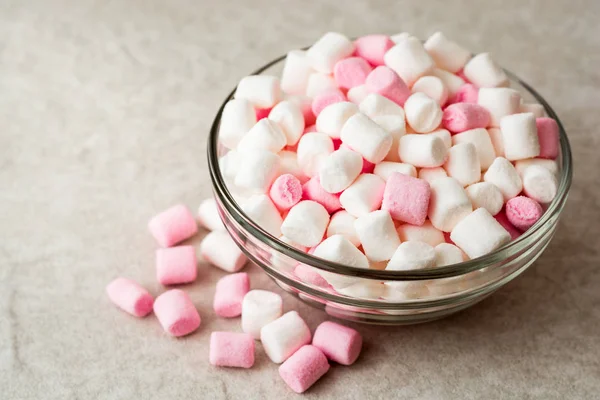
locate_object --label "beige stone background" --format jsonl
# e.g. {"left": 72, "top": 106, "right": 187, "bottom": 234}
{"left": 1, "top": 0, "right": 599, "bottom": 398}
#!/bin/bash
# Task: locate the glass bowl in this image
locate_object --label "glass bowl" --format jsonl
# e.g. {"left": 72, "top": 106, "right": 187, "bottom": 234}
{"left": 207, "top": 54, "right": 573, "bottom": 325}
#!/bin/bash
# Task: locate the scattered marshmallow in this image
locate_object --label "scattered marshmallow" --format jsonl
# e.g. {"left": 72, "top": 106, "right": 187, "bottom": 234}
{"left": 210, "top": 332, "right": 255, "bottom": 368}
{"left": 463, "top": 53, "right": 509, "bottom": 88}
{"left": 333, "top": 57, "right": 373, "bottom": 89}
{"left": 197, "top": 198, "right": 224, "bottom": 231}
{"left": 281, "top": 50, "right": 316, "bottom": 96}
{"left": 213, "top": 272, "right": 250, "bottom": 318}
{"left": 106, "top": 277, "right": 154, "bottom": 317}
{"left": 296, "top": 132, "right": 334, "bottom": 177}
{"left": 382, "top": 172, "right": 431, "bottom": 225}
{"left": 424, "top": 32, "right": 471, "bottom": 73}
{"left": 365, "top": 66, "right": 411, "bottom": 106}
{"left": 386, "top": 241, "right": 436, "bottom": 271}
{"left": 411, "top": 75, "right": 448, "bottom": 105}
{"left": 354, "top": 210, "right": 400, "bottom": 262}
{"left": 153, "top": 289, "right": 201, "bottom": 337}
{"left": 242, "top": 290, "right": 283, "bottom": 339}
{"left": 200, "top": 230, "right": 248, "bottom": 272}
{"left": 418, "top": 167, "right": 448, "bottom": 184}
{"left": 444, "top": 143, "right": 481, "bottom": 186}
{"left": 359, "top": 93, "right": 405, "bottom": 118}
{"left": 318, "top": 148, "right": 363, "bottom": 193}
{"left": 302, "top": 176, "right": 342, "bottom": 213}
{"left": 442, "top": 103, "right": 490, "bottom": 134}
{"left": 326, "top": 210, "right": 361, "bottom": 247}
{"left": 404, "top": 92, "right": 443, "bottom": 133}
{"left": 450, "top": 208, "right": 511, "bottom": 258}
{"left": 428, "top": 177, "right": 473, "bottom": 232}
{"left": 235, "top": 75, "right": 281, "bottom": 108}
{"left": 269, "top": 174, "right": 302, "bottom": 211}
{"left": 156, "top": 246, "right": 197, "bottom": 285}
{"left": 148, "top": 204, "right": 198, "bottom": 248}
{"left": 522, "top": 165, "right": 558, "bottom": 204}
{"left": 434, "top": 243, "right": 465, "bottom": 266}
{"left": 306, "top": 32, "right": 355, "bottom": 74}
{"left": 505, "top": 196, "right": 543, "bottom": 231}
{"left": 234, "top": 149, "right": 280, "bottom": 193}
{"left": 399, "top": 134, "right": 447, "bottom": 168}
{"left": 483, "top": 157, "right": 523, "bottom": 201}
{"left": 478, "top": 88, "right": 522, "bottom": 127}
{"left": 340, "top": 113, "right": 392, "bottom": 163}
{"left": 241, "top": 194, "right": 283, "bottom": 238}
{"left": 315, "top": 101, "right": 359, "bottom": 139}
{"left": 384, "top": 36, "right": 435, "bottom": 86}
{"left": 261, "top": 311, "right": 312, "bottom": 363}
{"left": 397, "top": 220, "right": 445, "bottom": 247}
{"left": 535, "top": 117, "right": 560, "bottom": 159}
{"left": 279, "top": 345, "right": 330, "bottom": 394}
{"left": 465, "top": 182, "right": 504, "bottom": 216}
{"left": 268, "top": 100, "right": 305, "bottom": 146}
{"left": 306, "top": 73, "right": 338, "bottom": 98}
{"left": 219, "top": 99, "right": 257, "bottom": 149}
{"left": 281, "top": 201, "right": 330, "bottom": 247}
{"left": 339, "top": 173, "right": 386, "bottom": 217}
{"left": 374, "top": 161, "right": 417, "bottom": 181}
{"left": 312, "top": 321, "right": 362, "bottom": 365}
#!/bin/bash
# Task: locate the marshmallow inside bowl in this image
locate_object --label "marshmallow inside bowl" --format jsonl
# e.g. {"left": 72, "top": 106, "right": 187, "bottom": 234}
{"left": 207, "top": 32, "right": 573, "bottom": 325}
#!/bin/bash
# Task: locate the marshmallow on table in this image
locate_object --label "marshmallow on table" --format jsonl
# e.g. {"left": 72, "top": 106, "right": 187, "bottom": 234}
{"left": 450, "top": 208, "right": 511, "bottom": 258}
{"left": 210, "top": 332, "right": 255, "bottom": 369}
{"left": 213, "top": 272, "right": 250, "bottom": 318}
{"left": 434, "top": 243, "right": 465, "bottom": 266}
{"left": 340, "top": 113, "right": 392, "bottom": 163}
{"left": 500, "top": 113, "right": 541, "bottom": 161}
{"left": 106, "top": 278, "right": 153, "bottom": 317}
{"left": 269, "top": 174, "right": 302, "bottom": 211}
{"left": 465, "top": 182, "right": 504, "bottom": 216}
{"left": 451, "top": 128, "right": 496, "bottom": 170}
{"left": 219, "top": 99, "right": 257, "bottom": 149}
{"left": 235, "top": 75, "right": 281, "bottom": 108}
{"left": 428, "top": 177, "right": 473, "bottom": 232}
{"left": 336, "top": 280, "right": 384, "bottom": 299}
{"left": 148, "top": 204, "right": 198, "bottom": 248}
{"left": 411, "top": 75, "right": 448, "bottom": 106}
{"left": 505, "top": 196, "right": 543, "bottom": 231}
{"left": 398, "top": 134, "right": 447, "bottom": 168}
{"left": 200, "top": 231, "right": 248, "bottom": 272}
{"left": 197, "top": 198, "right": 224, "bottom": 231}
{"left": 365, "top": 66, "right": 411, "bottom": 106}
{"left": 386, "top": 241, "right": 436, "bottom": 271}
{"left": 520, "top": 102, "right": 545, "bottom": 118}
{"left": 384, "top": 36, "right": 435, "bottom": 87}
{"left": 237, "top": 118, "right": 287, "bottom": 153}
{"left": 312, "top": 321, "right": 362, "bottom": 365}
{"left": 339, "top": 173, "right": 386, "bottom": 217}
{"left": 374, "top": 161, "right": 417, "bottom": 181}
{"left": 234, "top": 149, "right": 280, "bottom": 193}
{"left": 313, "top": 235, "right": 369, "bottom": 288}
{"left": 153, "top": 289, "right": 201, "bottom": 337}
{"left": 404, "top": 93, "right": 443, "bottom": 133}
{"left": 397, "top": 220, "right": 445, "bottom": 247}
{"left": 347, "top": 85, "right": 369, "bottom": 104}
{"left": 302, "top": 176, "right": 342, "bottom": 214}
{"left": 448, "top": 83, "right": 479, "bottom": 105}
{"left": 522, "top": 165, "right": 558, "bottom": 204}
{"left": 281, "top": 50, "right": 316, "bottom": 96}
{"left": 242, "top": 290, "right": 283, "bottom": 339}
{"left": 444, "top": 143, "right": 481, "bottom": 186}
{"left": 487, "top": 127, "right": 505, "bottom": 158}
{"left": 281, "top": 201, "right": 330, "bottom": 247}
{"left": 306, "top": 32, "right": 355, "bottom": 74}
{"left": 535, "top": 117, "right": 560, "bottom": 159}
{"left": 318, "top": 148, "right": 363, "bottom": 193}
{"left": 483, "top": 157, "right": 523, "bottom": 201}
{"left": 424, "top": 32, "right": 471, "bottom": 73}
{"left": 354, "top": 210, "right": 400, "bottom": 262}
{"left": 279, "top": 345, "right": 330, "bottom": 394}
{"left": 373, "top": 115, "right": 406, "bottom": 162}
{"left": 477, "top": 88, "right": 522, "bottom": 127}
{"left": 315, "top": 101, "right": 359, "bottom": 138}
{"left": 463, "top": 53, "right": 509, "bottom": 88}
{"left": 430, "top": 68, "right": 466, "bottom": 97}
{"left": 278, "top": 150, "right": 308, "bottom": 183}
{"left": 333, "top": 57, "right": 373, "bottom": 89}
{"left": 311, "top": 89, "right": 347, "bottom": 117}
{"left": 326, "top": 210, "right": 360, "bottom": 247}
{"left": 418, "top": 167, "right": 448, "bottom": 184}
{"left": 268, "top": 100, "right": 305, "bottom": 146}
{"left": 514, "top": 158, "right": 559, "bottom": 177}
{"left": 261, "top": 310, "right": 312, "bottom": 363}
{"left": 359, "top": 93, "right": 406, "bottom": 118}
{"left": 241, "top": 194, "right": 283, "bottom": 238}
{"left": 296, "top": 132, "right": 334, "bottom": 177}
{"left": 306, "top": 73, "right": 338, "bottom": 98}
{"left": 354, "top": 34, "right": 394, "bottom": 66}
{"left": 494, "top": 211, "right": 521, "bottom": 240}
{"left": 156, "top": 246, "right": 197, "bottom": 285}
{"left": 442, "top": 103, "right": 491, "bottom": 134}
{"left": 382, "top": 172, "right": 431, "bottom": 225}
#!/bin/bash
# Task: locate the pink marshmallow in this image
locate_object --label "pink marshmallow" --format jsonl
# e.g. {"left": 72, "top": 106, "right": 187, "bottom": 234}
{"left": 255, "top": 107, "right": 272, "bottom": 121}
{"left": 448, "top": 83, "right": 479, "bottom": 105}
{"left": 209, "top": 331, "right": 255, "bottom": 369}
{"left": 156, "top": 245, "right": 197, "bottom": 285}
{"left": 148, "top": 204, "right": 198, "bottom": 248}
{"left": 333, "top": 57, "right": 373, "bottom": 90}
{"left": 354, "top": 34, "right": 394, "bottom": 66}
{"left": 505, "top": 196, "right": 543, "bottom": 232}
{"left": 294, "top": 264, "right": 330, "bottom": 288}
{"left": 381, "top": 172, "right": 431, "bottom": 225}
{"left": 106, "top": 277, "right": 154, "bottom": 317}
{"left": 213, "top": 272, "right": 250, "bottom": 318}
{"left": 269, "top": 174, "right": 302, "bottom": 211}
{"left": 365, "top": 66, "right": 411, "bottom": 106}
{"left": 311, "top": 90, "right": 347, "bottom": 117}
{"left": 153, "top": 289, "right": 201, "bottom": 337}
{"left": 312, "top": 321, "right": 362, "bottom": 365}
{"left": 494, "top": 210, "right": 521, "bottom": 240}
{"left": 535, "top": 117, "right": 560, "bottom": 159}
{"left": 279, "top": 345, "right": 330, "bottom": 394}
{"left": 302, "top": 176, "right": 342, "bottom": 214}
{"left": 442, "top": 103, "right": 491, "bottom": 134}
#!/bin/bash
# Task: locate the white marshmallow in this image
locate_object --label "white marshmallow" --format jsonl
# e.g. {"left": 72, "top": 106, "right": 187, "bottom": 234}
{"left": 318, "top": 148, "right": 363, "bottom": 193}
{"left": 373, "top": 115, "right": 406, "bottom": 162}
{"left": 313, "top": 235, "right": 369, "bottom": 288}
{"left": 337, "top": 280, "right": 384, "bottom": 300}
{"left": 396, "top": 220, "right": 445, "bottom": 247}
{"left": 241, "top": 194, "right": 283, "bottom": 237}
{"left": 382, "top": 281, "right": 430, "bottom": 301}
{"left": 234, "top": 150, "right": 280, "bottom": 193}
{"left": 423, "top": 32, "right": 471, "bottom": 73}
{"left": 374, "top": 161, "right": 417, "bottom": 181}
{"left": 339, "top": 174, "right": 386, "bottom": 217}
{"left": 296, "top": 132, "right": 334, "bottom": 177}
{"left": 386, "top": 241, "right": 436, "bottom": 271}
{"left": 281, "top": 50, "right": 316, "bottom": 96}
{"left": 278, "top": 150, "right": 308, "bottom": 183}
{"left": 487, "top": 127, "right": 505, "bottom": 158}
{"left": 260, "top": 311, "right": 312, "bottom": 363}
{"left": 354, "top": 210, "right": 400, "bottom": 262}
{"left": 500, "top": 113, "right": 541, "bottom": 161}
{"left": 219, "top": 99, "right": 257, "bottom": 149}
{"left": 404, "top": 92, "right": 443, "bottom": 133}
{"left": 465, "top": 182, "right": 504, "bottom": 216}
{"left": 411, "top": 75, "right": 448, "bottom": 105}
{"left": 384, "top": 37, "right": 435, "bottom": 87}
{"left": 315, "top": 101, "right": 359, "bottom": 139}
{"left": 483, "top": 157, "right": 523, "bottom": 201}
{"left": 418, "top": 167, "right": 448, "bottom": 184}
{"left": 306, "top": 32, "right": 355, "bottom": 74}
{"left": 514, "top": 158, "right": 559, "bottom": 177}
{"left": 390, "top": 32, "right": 411, "bottom": 44}
{"left": 451, "top": 128, "right": 496, "bottom": 170}
{"left": 235, "top": 75, "right": 282, "bottom": 108}
{"left": 430, "top": 68, "right": 465, "bottom": 97}
{"left": 444, "top": 143, "right": 481, "bottom": 186}
{"left": 281, "top": 200, "right": 330, "bottom": 247}
{"left": 242, "top": 290, "right": 283, "bottom": 339}
{"left": 450, "top": 208, "right": 511, "bottom": 258}
{"left": 399, "top": 134, "right": 447, "bottom": 168}
{"left": 425, "top": 129, "right": 452, "bottom": 150}
{"left": 268, "top": 100, "right": 305, "bottom": 146}
{"left": 237, "top": 119, "right": 287, "bottom": 153}
{"left": 306, "top": 73, "right": 338, "bottom": 98}
{"left": 477, "top": 88, "right": 522, "bottom": 127}
{"left": 219, "top": 150, "right": 240, "bottom": 181}
{"left": 326, "top": 210, "right": 361, "bottom": 247}
{"left": 522, "top": 165, "right": 558, "bottom": 204}
{"left": 197, "top": 198, "right": 224, "bottom": 231}
{"left": 520, "top": 102, "right": 546, "bottom": 118}
{"left": 434, "top": 243, "right": 465, "bottom": 266}
{"left": 359, "top": 93, "right": 406, "bottom": 118}
{"left": 463, "top": 53, "right": 509, "bottom": 88}
{"left": 428, "top": 177, "right": 473, "bottom": 232}
{"left": 347, "top": 84, "right": 369, "bottom": 104}
{"left": 340, "top": 113, "right": 392, "bottom": 163}
{"left": 200, "top": 231, "right": 247, "bottom": 272}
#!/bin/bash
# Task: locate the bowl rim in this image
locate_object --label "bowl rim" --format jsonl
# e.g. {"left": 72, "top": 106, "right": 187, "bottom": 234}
{"left": 208, "top": 53, "right": 573, "bottom": 281}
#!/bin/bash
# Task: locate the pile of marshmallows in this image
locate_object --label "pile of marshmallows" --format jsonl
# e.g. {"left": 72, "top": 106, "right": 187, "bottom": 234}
{"left": 218, "top": 31, "right": 560, "bottom": 297}
{"left": 106, "top": 203, "right": 361, "bottom": 393}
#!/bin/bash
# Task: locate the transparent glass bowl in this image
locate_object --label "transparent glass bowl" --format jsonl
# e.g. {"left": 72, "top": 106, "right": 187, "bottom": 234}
{"left": 207, "top": 54, "right": 573, "bottom": 325}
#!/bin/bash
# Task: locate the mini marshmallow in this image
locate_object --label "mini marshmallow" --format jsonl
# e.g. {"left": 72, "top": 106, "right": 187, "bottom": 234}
{"left": 372, "top": 115, "right": 406, "bottom": 162}
{"left": 302, "top": 176, "right": 342, "bottom": 213}
{"left": 520, "top": 102, "right": 546, "bottom": 118}
{"left": 404, "top": 93, "right": 443, "bottom": 133}
{"left": 444, "top": 143, "right": 481, "bottom": 186}
{"left": 425, "top": 129, "right": 452, "bottom": 149}
{"left": 294, "top": 264, "right": 330, "bottom": 288}
{"left": 397, "top": 220, "right": 445, "bottom": 247}
{"left": 106, "top": 277, "right": 153, "bottom": 317}
{"left": 365, "top": 66, "right": 411, "bottom": 106}
{"left": 522, "top": 165, "right": 558, "bottom": 204}
{"left": 514, "top": 158, "right": 559, "bottom": 177}
{"left": 269, "top": 174, "right": 302, "bottom": 211}
{"left": 359, "top": 93, "right": 405, "bottom": 118}
{"left": 442, "top": 103, "right": 490, "bottom": 134}
{"left": 156, "top": 246, "right": 197, "bottom": 285}
{"left": 354, "top": 34, "right": 394, "bottom": 66}
{"left": 200, "top": 231, "right": 248, "bottom": 272}
{"left": 478, "top": 88, "right": 522, "bottom": 127}
{"left": 418, "top": 167, "right": 448, "bottom": 184}
{"left": 306, "top": 32, "right": 355, "bottom": 74}
{"left": 261, "top": 311, "right": 312, "bottom": 364}
{"left": 268, "top": 100, "right": 305, "bottom": 146}
{"left": 340, "top": 113, "right": 392, "bottom": 163}
{"left": 390, "top": 32, "right": 411, "bottom": 43}
{"left": 347, "top": 85, "right": 369, "bottom": 104}
{"left": 241, "top": 194, "right": 283, "bottom": 237}
{"left": 450, "top": 208, "right": 511, "bottom": 258}
{"left": 424, "top": 32, "right": 471, "bottom": 73}
{"left": 487, "top": 127, "right": 505, "bottom": 158}
{"left": 197, "top": 198, "right": 224, "bottom": 231}
{"left": 465, "top": 182, "right": 504, "bottom": 216}
{"left": 279, "top": 150, "right": 308, "bottom": 183}
{"left": 483, "top": 157, "right": 523, "bottom": 201}
{"left": 148, "top": 204, "right": 198, "bottom": 248}
{"left": 306, "top": 73, "right": 338, "bottom": 98}
{"left": 318, "top": 148, "right": 363, "bottom": 193}
{"left": 281, "top": 50, "right": 316, "bottom": 96}
{"left": 281, "top": 201, "right": 330, "bottom": 247}
{"left": 235, "top": 75, "right": 281, "bottom": 108}
{"left": 430, "top": 68, "right": 465, "bottom": 97}
{"left": 238, "top": 118, "right": 287, "bottom": 153}
{"left": 354, "top": 210, "right": 400, "bottom": 262}
{"left": 241, "top": 290, "right": 283, "bottom": 339}
{"left": 411, "top": 75, "right": 448, "bottom": 106}
{"left": 213, "top": 272, "right": 250, "bottom": 318}
{"left": 287, "top": 94, "right": 316, "bottom": 126}
{"left": 210, "top": 332, "right": 255, "bottom": 369}
{"left": 374, "top": 161, "right": 417, "bottom": 181}
{"left": 311, "top": 90, "right": 347, "bottom": 117}
{"left": 500, "top": 113, "right": 540, "bottom": 161}
{"left": 219, "top": 99, "right": 257, "bottom": 149}
{"left": 382, "top": 172, "right": 431, "bottom": 225}
{"left": 494, "top": 211, "right": 521, "bottom": 240}
{"left": 153, "top": 289, "right": 201, "bottom": 337}
{"left": 339, "top": 173, "right": 386, "bottom": 217}
{"left": 448, "top": 83, "right": 479, "bottom": 105}
{"left": 315, "top": 101, "right": 359, "bottom": 139}
{"left": 219, "top": 150, "right": 240, "bottom": 181}
{"left": 536, "top": 117, "right": 560, "bottom": 159}
{"left": 336, "top": 280, "right": 384, "bottom": 299}
{"left": 333, "top": 57, "right": 372, "bottom": 89}
{"left": 382, "top": 281, "right": 430, "bottom": 301}
{"left": 463, "top": 53, "right": 509, "bottom": 88}
{"left": 428, "top": 177, "right": 473, "bottom": 232}
{"left": 451, "top": 128, "right": 496, "bottom": 170}
{"left": 384, "top": 37, "right": 435, "bottom": 87}
{"left": 326, "top": 210, "right": 361, "bottom": 247}
{"left": 386, "top": 241, "right": 436, "bottom": 271}
{"left": 312, "top": 321, "right": 362, "bottom": 365}
{"left": 313, "top": 235, "right": 368, "bottom": 288}
{"left": 506, "top": 196, "right": 544, "bottom": 231}
{"left": 296, "top": 132, "right": 334, "bottom": 177}
{"left": 234, "top": 149, "right": 280, "bottom": 193}
{"left": 434, "top": 243, "right": 465, "bottom": 266}
{"left": 279, "top": 345, "right": 330, "bottom": 394}
{"left": 399, "top": 134, "right": 447, "bottom": 168}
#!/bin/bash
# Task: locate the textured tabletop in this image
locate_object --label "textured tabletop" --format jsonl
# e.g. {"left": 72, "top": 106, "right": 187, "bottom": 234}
{"left": 1, "top": 0, "right": 599, "bottom": 399}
